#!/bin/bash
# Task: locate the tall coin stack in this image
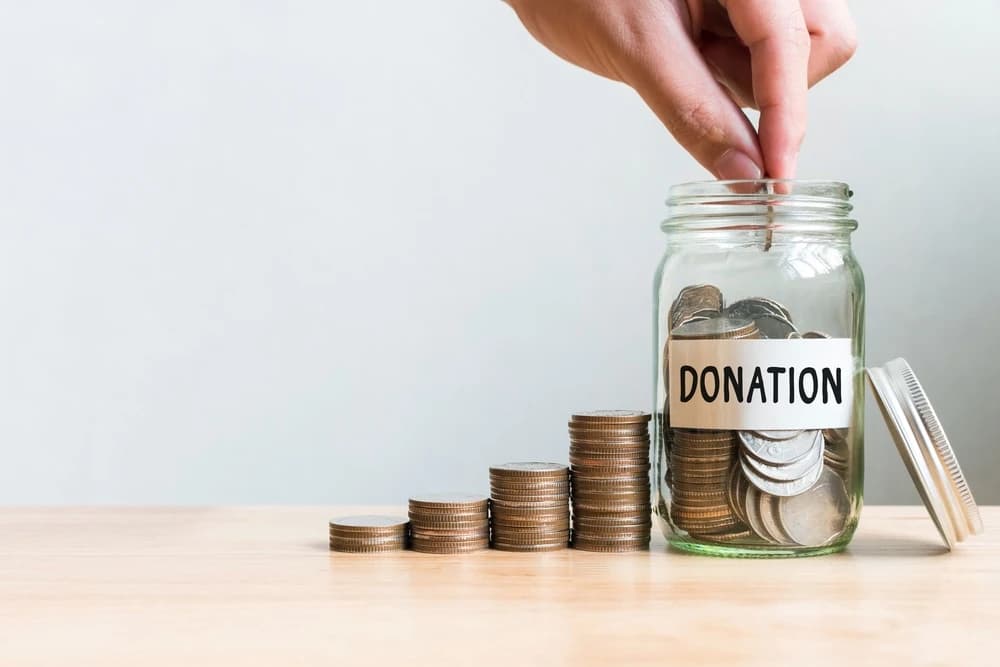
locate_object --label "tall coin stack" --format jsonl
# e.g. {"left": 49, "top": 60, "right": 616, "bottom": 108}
{"left": 670, "top": 430, "right": 749, "bottom": 541}
{"left": 408, "top": 493, "right": 490, "bottom": 554}
{"left": 328, "top": 515, "right": 409, "bottom": 553}
{"left": 568, "top": 410, "right": 652, "bottom": 552}
{"left": 489, "top": 462, "right": 570, "bottom": 552}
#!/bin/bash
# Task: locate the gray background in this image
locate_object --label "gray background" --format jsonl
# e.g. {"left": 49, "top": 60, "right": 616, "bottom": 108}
{"left": 1, "top": 2, "right": 997, "bottom": 505}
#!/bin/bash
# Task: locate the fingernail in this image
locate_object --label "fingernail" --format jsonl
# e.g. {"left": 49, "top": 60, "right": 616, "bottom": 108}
{"left": 714, "top": 149, "right": 763, "bottom": 181}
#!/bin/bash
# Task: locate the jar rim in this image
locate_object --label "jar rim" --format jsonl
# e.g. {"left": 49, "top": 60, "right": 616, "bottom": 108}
{"left": 663, "top": 179, "right": 856, "bottom": 233}
{"left": 667, "top": 179, "right": 851, "bottom": 202}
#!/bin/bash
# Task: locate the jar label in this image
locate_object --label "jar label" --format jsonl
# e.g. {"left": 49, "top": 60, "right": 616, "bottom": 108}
{"left": 667, "top": 338, "right": 854, "bottom": 429}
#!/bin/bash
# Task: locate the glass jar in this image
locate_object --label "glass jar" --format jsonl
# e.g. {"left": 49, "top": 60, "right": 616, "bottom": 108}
{"left": 653, "top": 180, "right": 864, "bottom": 557}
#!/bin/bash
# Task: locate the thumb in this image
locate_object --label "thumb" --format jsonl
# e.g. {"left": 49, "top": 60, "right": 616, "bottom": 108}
{"left": 623, "top": 25, "right": 764, "bottom": 180}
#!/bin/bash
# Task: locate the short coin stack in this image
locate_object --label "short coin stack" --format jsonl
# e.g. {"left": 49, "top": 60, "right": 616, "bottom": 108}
{"left": 408, "top": 493, "right": 490, "bottom": 554}
{"left": 489, "top": 462, "right": 570, "bottom": 552}
{"left": 569, "top": 410, "right": 652, "bottom": 552}
{"left": 328, "top": 515, "right": 409, "bottom": 553}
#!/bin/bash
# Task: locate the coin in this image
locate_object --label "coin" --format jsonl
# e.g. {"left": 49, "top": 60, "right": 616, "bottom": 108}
{"left": 409, "top": 493, "right": 489, "bottom": 508}
{"left": 492, "top": 542, "right": 568, "bottom": 553}
{"left": 723, "top": 298, "right": 798, "bottom": 339}
{"left": 742, "top": 485, "right": 771, "bottom": 541}
{"left": 750, "top": 430, "right": 803, "bottom": 441}
{"left": 570, "top": 410, "right": 651, "bottom": 424}
{"left": 329, "top": 541, "right": 408, "bottom": 554}
{"left": 671, "top": 317, "right": 758, "bottom": 340}
{"left": 739, "top": 430, "right": 820, "bottom": 465}
{"left": 742, "top": 439, "right": 824, "bottom": 482}
{"left": 411, "top": 527, "right": 490, "bottom": 539}
{"left": 568, "top": 423, "right": 650, "bottom": 435}
{"left": 572, "top": 514, "right": 651, "bottom": 527}
{"left": 778, "top": 467, "right": 851, "bottom": 546}
{"left": 572, "top": 535, "right": 650, "bottom": 551}
{"left": 740, "top": 452, "right": 824, "bottom": 497}
{"left": 669, "top": 284, "right": 724, "bottom": 330}
{"left": 411, "top": 539, "right": 490, "bottom": 554}
{"left": 490, "top": 462, "right": 568, "bottom": 476}
{"left": 329, "top": 534, "right": 409, "bottom": 547}
{"left": 329, "top": 515, "right": 409, "bottom": 531}
{"left": 724, "top": 297, "right": 792, "bottom": 320}
{"left": 757, "top": 492, "right": 795, "bottom": 545}
{"left": 801, "top": 330, "right": 831, "bottom": 339}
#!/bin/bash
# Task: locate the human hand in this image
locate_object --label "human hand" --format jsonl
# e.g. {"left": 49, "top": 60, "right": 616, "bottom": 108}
{"left": 505, "top": 0, "right": 856, "bottom": 179}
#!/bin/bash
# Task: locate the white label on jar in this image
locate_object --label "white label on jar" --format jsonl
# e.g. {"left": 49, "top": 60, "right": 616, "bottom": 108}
{"left": 667, "top": 338, "right": 854, "bottom": 429}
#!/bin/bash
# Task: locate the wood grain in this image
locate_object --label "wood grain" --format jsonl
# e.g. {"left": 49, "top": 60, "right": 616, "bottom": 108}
{"left": 0, "top": 506, "right": 996, "bottom": 666}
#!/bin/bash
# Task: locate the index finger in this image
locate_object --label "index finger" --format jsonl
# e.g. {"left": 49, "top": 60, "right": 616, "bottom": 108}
{"left": 723, "top": 0, "right": 810, "bottom": 178}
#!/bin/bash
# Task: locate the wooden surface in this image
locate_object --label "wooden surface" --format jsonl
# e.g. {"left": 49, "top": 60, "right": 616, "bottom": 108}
{"left": 1, "top": 506, "right": 997, "bottom": 666}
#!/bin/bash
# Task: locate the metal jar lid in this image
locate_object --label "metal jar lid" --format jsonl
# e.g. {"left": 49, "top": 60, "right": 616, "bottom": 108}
{"left": 866, "top": 358, "right": 983, "bottom": 549}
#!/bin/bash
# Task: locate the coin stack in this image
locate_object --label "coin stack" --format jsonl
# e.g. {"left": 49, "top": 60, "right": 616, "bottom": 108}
{"left": 568, "top": 410, "right": 652, "bottom": 552}
{"left": 489, "top": 462, "right": 570, "bottom": 552}
{"left": 661, "top": 284, "right": 854, "bottom": 548}
{"left": 670, "top": 429, "right": 748, "bottom": 541}
{"left": 823, "top": 428, "right": 850, "bottom": 475}
{"left": 329, "top": 515, "right": 409, "bottom": 553}
{"left": 408, "top": 493, "right": 490, "bottom": 554}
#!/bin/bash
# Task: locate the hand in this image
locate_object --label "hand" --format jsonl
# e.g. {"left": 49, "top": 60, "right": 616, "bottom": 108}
{"left": 505, "top": 0, "right": 856, "bottom": 180}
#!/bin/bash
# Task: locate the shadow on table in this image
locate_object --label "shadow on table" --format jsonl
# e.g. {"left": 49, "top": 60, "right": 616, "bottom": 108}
{"left": 843, "top": 535, "right": 949, "bottom": 558}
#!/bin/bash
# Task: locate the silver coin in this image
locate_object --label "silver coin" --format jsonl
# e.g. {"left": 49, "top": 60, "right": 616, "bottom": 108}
{"left": 750, "top": 430, "right": 804, "bottom": 442}
{"left": 724, "top": 298, "right": 798, "bottom": 339}
{"left": 329, "top": 515, "right": 409, "bottom": 529}
{"left": 408, "top": 492, "right": 489, "bottom": 505}
{"left": 740, "top": 451, "right": 824, "bottom": 497}
{"left": 739, "top": 430, "right": 819, "bottom": 465}
{"left": 753, "top": 296, "right": 793, "bottom": 321}
{"left": 758, "top": 492, "right": 795, "bottom": 545}
{"left": 724, "top": 297, "right": 789, "bottom": 322}
{"left": 743, "top": 485, "right": 775, "bottom": 543}
{"left": 671, "top": 317, "right": 756, "bottom": 339}
{"left": 801, "top": 330, "right": 832, "bottom": 339}
{"left": 777, "top": 468, "right": 851, "bottom": 546}
{"left": 490, "top": 462, "right": 567, "bottom": 473}
{"left": 742, "top": 437, "right": 824, "bottom": 482}
{"left": 669, "top": 284, "right": 724, "bottom": 330}
{"left": 753, "top": 313, "right": 797, "bottom": 339}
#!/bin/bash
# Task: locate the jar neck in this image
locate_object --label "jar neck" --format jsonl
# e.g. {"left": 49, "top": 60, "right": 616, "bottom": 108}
{"left": 662, "top": 180, "right": 857, "bottom": 243}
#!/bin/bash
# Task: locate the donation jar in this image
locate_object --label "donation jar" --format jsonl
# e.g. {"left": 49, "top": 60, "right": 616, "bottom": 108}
{"left": 653, "top": 180, "right": 864, "bottom": 557}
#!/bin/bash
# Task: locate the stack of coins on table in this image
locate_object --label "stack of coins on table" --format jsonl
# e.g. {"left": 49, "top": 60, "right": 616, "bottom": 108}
{"left": 489, "top": 462, "right": 570, "bottom": 552}
{"left": 408, "top": 493, "right": 490, "bottom": 554}
{"left": 328, "top": 515, "right": 409, "bottom": 553}
{"left": 568, "top": 410, "right": 652, "bottom": 552}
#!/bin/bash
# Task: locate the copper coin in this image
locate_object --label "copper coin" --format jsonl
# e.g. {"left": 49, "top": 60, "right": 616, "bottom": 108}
{"left": 570, "top": 410, "right": 651, "bottom": 424}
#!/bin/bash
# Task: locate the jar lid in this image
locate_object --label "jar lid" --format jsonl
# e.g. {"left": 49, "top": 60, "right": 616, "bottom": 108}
{"left": 866, "top": 358, "right": 983, "bottom": 549}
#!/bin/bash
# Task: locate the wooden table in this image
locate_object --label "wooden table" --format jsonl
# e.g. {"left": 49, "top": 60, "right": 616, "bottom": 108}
{"left": 1, "top": 506, "right": 996, "bottom": 666}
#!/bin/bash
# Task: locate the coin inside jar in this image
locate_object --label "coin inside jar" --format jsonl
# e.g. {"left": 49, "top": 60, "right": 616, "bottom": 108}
{"left": 739, "top": 430, "right": 820, "bottom": 465}
{"left": 669, "top": 284, "right": 724, "bottom": 330}
{"left": 777, "top": 468, "right": 851, "bottom": 546}
{"left": 671, "top": 317, "right": 758, "bottom": 340}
